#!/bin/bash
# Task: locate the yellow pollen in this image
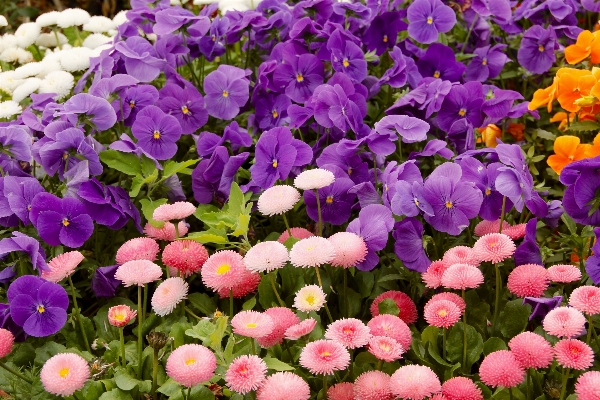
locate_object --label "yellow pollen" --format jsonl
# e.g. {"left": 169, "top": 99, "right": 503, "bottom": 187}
{"left": 489, "top": 242, "right": 497, "bottom": 247}
{"left": 326, "top": 196, "right": 333, "bottom": 204}
{"left": 482, "top": 58, "right": 487, "bottom": 66}
{"left": 321, "top": 351, "right": 331, "bottom": 357}
{"left": 383, "top": 35, "right": 388, "bottom": 43}
{"left": 216, "top": 264, "right": 231, "bottom": 275}
{"left": 438, "top": 309, "right": 448, "bottom": 317}
{"left": 246, "top": 323, "right": 257, "bottom": 328}
{"left": 37, "top": 305, "right": 45, "bottom": 313}
{"left": 538, "top": 45, "right": 544, "bottom": 52}
{"left": 379, "top": 342, "right": 391, "bottom": 351}
{"left": 272, "top": 110, "right": 278, "bottom": 118}
{"left": 59, "top": 368, "right": 70, "bottom": 378}
{"left": 427, "top": 17, "right": 433, "bottom": 24}
{"left": 458, "top": 108, "right": 466, "bottom": 117}
{"left": 186, "top": 359, "right": 197, "bottom": 365}
{"left": 343, "top": 59, "right": 349, "bottom": 67}
{"left": 62, "top": 153, "right": 68, "bottom": 160}
{"left": 485, "top": 188, "right": 491, "bottom": 195}
{"left": 114, "top": 313, "right": 125, "bottom": 321}
{"left": 62, "top": 218, "right": 69, "bottom": 227}
{"left": 223, "top": 90, "right": 229, "bottom": 97}
{"left": 27, "top": 205, "right": 31, "bottom": 211}
{"left": 348, "top": 168, "right": 352, "bottom": 175}
{"left": 568, "top": 155, "right": 575, "bottom": 161}
{"left": 296, "top": 73, "right": 304, "bottom": 82}
{"left": 415, "top": 199, "right": 419, "bottom": 206}
{"left": 272, "top": 160, "right": 278, "bottom": 168}
{"left": 129, "top": 101, "right": 135, "bottom": 109}
{"left": 433, "top": 71, "right": 440, "bottom": 78}
{"left": 445, "top": 201, "right": 453, "bottom": 208}
{"left": 211, "top": 35, "right": 216, "bottom": 42}
{"left": 343, "top": 328, "right": 353, "bottom": 334}
{"left": 153, "top": 130, "right": 161, "bottom": 139}
{"left": 182, "top": 106, "right": 189, "bottom": 114}
{"left": 306, "top": 294, "right": 315, "bottom": 305}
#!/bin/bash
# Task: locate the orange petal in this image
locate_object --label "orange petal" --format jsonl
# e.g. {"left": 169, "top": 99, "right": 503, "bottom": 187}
{"left": 574, "top": 144, "right": 592, "bottom": 160}
{"left": 547, "top": 155, "right": 569, "bottom": 174}
{"left": 553, "top": 135, "right": 581, "bottom": 158}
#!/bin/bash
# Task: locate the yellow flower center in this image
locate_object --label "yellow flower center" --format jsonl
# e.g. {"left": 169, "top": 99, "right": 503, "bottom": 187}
{"left": 379, "top": 342, "right": 391, "bottom": 351}
{"left": 115, "top": 313, "right": 125, "bottom": 321}
{"left": 37, "top": 305, "right": 45, "bottom": 313}
{"left": 427, "top": 17, "right": 433, "bottom": 24}
{"left": 482, "top": 58, "right": 487, "bottom": 66}
{"left": 343, "top": 58, "right": 349, "bottom": 67}
{"left": 272, "top": 110, "right": 278, "bottom": 118}
{"left": 186, "top": 359, "right": 196, "bottom": 365}
{"left": 272, "top": 159, "right": 278, "bottom": 168}
{"left": 348, "top": 168, "right": 352, "bottom": 175}
{"left": 62, "top": 218, "right": 69, "bottom": 227}
{"left": 153, "top": 130, "right": 161, "bottom": 139}
{"left": 415, "top": 199, "right": 419, "bottom": 205}
{"left": 433, "top": 71, "right": 440, "bottom": 78}
{"left": 62, "top": 152, "right": 69, "bottom": 160}
{"left": 485, "top": 188, "right": 491, "bottom": 195}
{"left": 438, "top": 309, "right": 448, "bottom": 317}
{"left": 306, "top": 294, "right": 315, "bottom": 305}
{"left": 296, "top": 73, "right": 304, "bottom": 82}
{"left": 246, "top": 323, "right": 257, "bottom": 328}
{"left": 59, "top": 368, "right": 69, "bottom": 378}
{"left": 326, "top": 196, "right": 333, "bottom": 204}
{"left": 211, "top": 35, "right": 216, "bottom": 42}
{"left": 458, "top": 108, "right": 467, "bottom": 117}
{"left": 343, "top": 328, "right": 353, "bottom": 334}
{"left": 216, "top": 264, "right": 231, "bottom": 275}
{"left": 223, "top": 90, "right": 229, "bottom": 97}
{"left": 129, "top": 101, "right": 135, "bottom": 109}
{"left": 321, "top": 351, "right": 331, "bottom": 357}
{"left": 182, "top": 106, "right": 189, "bottom": 114}
{"left": 383, "top": 35, "right": 388, "bottom": 43}
{"left": 445, "top": 201, "right": 453, "bottom": 208}
{"left": 538, "top": 45, "right": 544, "bottom": 52}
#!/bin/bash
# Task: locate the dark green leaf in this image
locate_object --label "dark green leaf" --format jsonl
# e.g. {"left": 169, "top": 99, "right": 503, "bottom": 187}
{"left": 498, "top": 300, "right": 531, "bottom": 338}
{"left": 187, "top": 293, "right": 217, "bottom": 316}
{"left": 483, "top": 337, "right": 507, "bottom": 355}
{"left": 114, "top": 369, "right": 139, "bottom": 391}
{"left": 567, "top": 121, "right": 600, "bottom": 132}
{"left": 446, "top": 322, "right": 483, "bottom": 369}
{"left": 242, "top": 296, "right": 256, "bottom": 310}
{"left": 99, "top": 150, "right": 142, "bottom": 176}
{"left": 561, "top": 213, "right": 577, "bottom": 236}
{"left": 378, "top": 298, "right": 400, "bottom": 316}
{"left": 258, "top": 274, "right": 277, "bottom": 309}
{"left": 98, "top": 388, "right": 134, "bottom": 400}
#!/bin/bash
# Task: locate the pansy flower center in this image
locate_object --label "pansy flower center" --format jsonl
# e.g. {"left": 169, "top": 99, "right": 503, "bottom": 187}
{"left": 485, "top": 188, "right": 492, "bottom": 195}
{"left": 433, "top": 70, "right": 440, "bottom": 78}
{"left": 211, "top": 35, "right": 216, "bottom": 42}
{"left": 37, "top": 305, "right": 45, "bottom": 313}
{"left": 272, "top": 110, "right": 278, "bottom": 118}
{"left": 348, "top": 168, "right": 353, "bottom": 175}
{"left": 272, "top": 159, "right": 278, "bottom": 168}
{"left": 153, "top": 130, "right": 161, "bottom": 139}
{"left": 223, "top": 90, "right": 229, "bottom": 97}
{"left": 482, "top": 58, "right": 488, "bottom": 66}
{"left": 181, "top": 106, "right": 190, "bottom": 114}
{"left": 62, "top": 152, "right": 69, "bottom": 160}
{"left": 383, "top": 35, "right": 388, "bottom": 43}
{"left": 458, "top": 108, "right": 467, "bottom": 117}
{"left": 326, "top": 195, "right": 334, "bottom": 203}
{"left": 129, "top": 101, "right": 135, "bottom": 109}
{"left": 427, "top": 16, "right": 433, "bottom": 24}
{"left": 414, "top": 198, "right": 419, "bottom": 205}
{"left": 445, "top": 201, "right": 453, "bottom": 208}
{"left": 59, "top": 368, "right": 70, "bottom": 378}
{"left": 343, "top": 58, "right": 349, "bottom": 67}
{"left": 62, "top": 218, "right": 69, "bottom": 227}
{"left": 538, "top": 45, "right": 545, "bottom": 52}
{"left": 296, "top": 73, "right": 304, "bottom": 82}
{"left": 216, "top": 264, "right": 230, "bottom": 275}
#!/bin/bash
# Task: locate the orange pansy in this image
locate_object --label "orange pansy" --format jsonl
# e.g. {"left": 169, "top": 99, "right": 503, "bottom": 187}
{"left": 529, "top": 76, "right": 558, "bottom": 112}
{"left": 547, "top": 135, "right": 590, "bottom": 174}
{"left": 477, "top": 124, "right": 502, "bottom": 148}
{"left": 585, "top": 132, "right": 600, "bottom": 158}
{"left": 507, "top": 123, "right": 525, "bottom": 141}
{"left": 556, "top": 69, "right": 596, "bottom": 112}
{"left": 565, "top": 30, "right": 594, "bottom": 64}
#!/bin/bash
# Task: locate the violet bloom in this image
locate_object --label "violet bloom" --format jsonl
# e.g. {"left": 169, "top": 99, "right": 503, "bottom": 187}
{"left": 89, "top": 74, "right": 139, "bottom": 104}
{"left": 122, "top": 84, "right": 160, "bottom": 126}
{"left": 4, "top": 176, "right": 45, "bottom": 225}
{"left": 91, "top": 265, "right": 120, "bottom": 297}
{"left": 482, "top": 87, "right": 524, "bottom": 122}
{"left": 523, "top": 296, "right": 563, "bottom": 321}
{"left": 409, "top": 139, "right": 454, "bottom": 160}
{"left": 459, "top": 157, "right": 507, "bottom": 221}
{"left": 583, "top": 0, "right": 600, "bottom": 12}
{"left": 495, "top": 144, "right": 535, "bottom": 212}
{"left": 0, "top": 303, "right": 25, "bottom": 342}
{"left": 391, "top": 180, "right": 433, "bottom": 217}
{"left": 153, "top": 8, "right": 210, "bottom": 35}
{"left": 416, "top": 43, "right": 466, "bottom": 82}
{"left": 78, "top": 178, "right": 128, "bottom": 228}
{"left": 327, "top": 31, "right": 367, "bottom": 82}
{"left": 313, "top": 82, "right": 367, "bottom": 133}
{"left": 30, "top": 192, "right": 94, "bottom": 248}
{"left": 514, "top": 218, "right": 542, "bottom": 267}
{"left": 8, "top": 275, "right": 68, "bottom": 337}
{"left": 195, "top": 121, "right": 253, "bottom": 157}
{"left": 465, "top": 44, "right": 509, "bottom": 82}
{"left": 543, "top": 200, "right": 563, "bottom": 229}
{"left": 347, "top": 204, "right": 395, "bottom": 271}
{"left": 273, "top": 50, "right": 324, "bottom": 104}
{"left": 407, "top": 0, "right": 456, "bottom": 44}
{"left": 159, "top": 84, "right": 208, "bottom": 134}
{"left": 192, "top": 146, "right": 249, "bottom": 204}
{"left": 0, "top": 126, "right": 32, "bottom": 163}
{"left": 199, "top": 16, "right": 229, "bottom": 61}
{"left": 316, "top": 143, "right": 370, "bottom": 184}
{"left": 204, "top": 65, "right": 250, "bottom": 120}
{"left": 374, "top": 115, "right": 430, "bottom": 144}
{"left": 109, "top": 134, "right": 161, "bottom": 170}
{"left": 363, "top": 11, "right": 407, "bottom": 55}
{"left": 132, "top": 105, "right": 182, "bottom": 160}
{"left": 250, "top": 126, "right": 312, "bottom": 189}
{"left": 0, "top": 232, "right": 47, "bottom": 271}
{"left": 437, "top": 82, "right": 485, "bottom": 133}
{"left": 58, "top": 93, "right": 117, "bottom": 131}
{"left": 114, "top": 36, "right": 167, "bottom": 82}
{"left": 392, "top": 218, "right": 430, "bottom": 272}
{"left": 304, "top": 168, "right": 355, "bottom": 225}
{"left": 376, "top": 46, "right": 407, "bottom": 90}
{"left": 517, "top": 25, "right": 558, "bottom": 74}
{"left": 471, "top": 0, "right": 512, "bottom": 24}
{"left": 585, "top": 227, "right": 600, "bottom": 284}
{"left": 254, "top": 92, "right": 291, "bottom": 131}
{"left": 422, "top": 162, "right": 483, "bottom": 235}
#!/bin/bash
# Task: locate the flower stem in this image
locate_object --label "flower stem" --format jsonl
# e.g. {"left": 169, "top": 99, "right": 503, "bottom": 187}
{"left": 185, "top": 307, "right": 202, "bottom": 320}
{"left": 68, "top": 276, "right": 92, "bottom": 353}
{"left": 269, "top": 272, "right": 286, "bottom": 307}
{"left": 492, "top": 264, "right": 501, "bottom": 335}
{"left": 187, "top": 386, "right": 192, "bottom": 400}
{"left": 152, "top": 348, "right": 159, "bottom": 400}
{"left": 509, "top": 387, "right": 514, "bottom": 400}
{"left": 0, "top": 361, "right": 32, "bottom": 384}
{"left": 462, "top": 289, "right": 467, "bottom": 373}
{"left": 526, "top": 368, "right": 531, "bottom": 400}
{"left": 137, "top": 285, "right": 144, "bottom": 380}
{"left": 143, "top": 285, "right": 148, "bottom": 326}
{"left": 229, "top": 288, "right": 234, "bottom": 317}
{"left": 119, "top": 327, "right": 126, "bottom": 368}
{"left": 462, "top": 14, "right": 478, "bottom": 53}
{"left": 314, "top": 266, "right": 334, "bottom": 322}
{"left": 174, "top": 222, "right": 180, "bottom": 240}
{"left": 281, "top": 213, "right": 292, "bottom": 239}
{"left": 442, "top": 328, "right": 447, "bottom": 362}
{"left": 499, "top": 196, "right": 507, "bottom": 233}
{"left": 323, "top": 375, "right": 328, "bottom": 397}
{"left": 315, "top": 189, "right": 323, "bottom": 236}
{"left": 560, "top": 368, "right": 570, "bottom": 400}
{"left": 587, "top": 315, "right": 594, "bottom": 344}
{"left": 251, "top": 339, "right": 256, "bottom": 356}
{"left": 343, "top": 268, "right": 348, "bottom": 318}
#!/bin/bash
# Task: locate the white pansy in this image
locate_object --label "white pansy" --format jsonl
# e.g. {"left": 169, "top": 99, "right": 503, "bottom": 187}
{"left": 36, "top": 11, "right": 60, "bottom": 27}
{"left": 38, "top": 70, "right": 74, "bottom": 99}
{"left": 83, "top": 16, "right": 115, "bottom": 33}
{"left": 82, "top": 33, "right": 112, "bottom": 49}
{"left": 0, "top": 71, "right": 23, "bottom": 94}
{"left": 0, "top": 101, "right": 22, "bottom": 119}
{"left": 12, "top": 78, "right": 41, "bottom": 102}
{"left": 57, "top": 8, "right": 91, "bottom": 28}
{"left": 36, "top": 32, "right": 68, "bottom": 48}
{"left": 112, "top": 10, "right": 128, "bottom": 26}
{"left": 14, "top": 22, "right": 41, "bottom": 48}
{"left": 14, "top": 62, "right": 44, "bottom": 79}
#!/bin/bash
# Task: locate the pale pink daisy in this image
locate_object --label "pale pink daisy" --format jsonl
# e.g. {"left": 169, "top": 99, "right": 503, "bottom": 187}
{"left": 285, "top": 318, "right": 317, "bottom": 340}
{"left": 327, "top": 232, "right": 368, "bottom": 268}
{"left": 473, "top": 233, "right": 516, "bottom": 264}
{"left": 504, "top": 223, "right": 527, "bottom": 240}
{"left": 153, "top": 201, "right": 196, "bottom": 221}
{"left": 40, "top": 353, "right": 90, "bottom": 397}
{"left": 294, "top": 285, "right": 327, "bottom": 312}
{"left": 144, "top": 221, "right": 188, "bottom": 241}
{"left": 0, "top": 328, "right": 14, "bottom": 358}
{"left": 115, "top": 237, "right": 160, "bottom": 265}
{"left": 257, "top": 307, "right": 300, "bottom": 348}
{"left": 427, "top": 292, "right": 467, "bottom": 313}
{"left": 201, "top": 250, "right": 246, "bottom": 292}
{"left": 115, "top": 260, "right": 162, "bottom": 287}
{"left": 299, "top": 339, "right": 350, "bottom": 375}
{"left": 554, "top": 339, "right": 594, "bottom": 370}
{"left": 162, "top": 240, "right": 208, "bottom": 277}
{"left": 324, "top": 318, "right": 371, "bottom": 349}
{"left": 443, "top": 246, "right": 479, "bottom": 267}
{"left": 441, "top": 377, "right": 483, "bottom": 400}
{"left": 289, "top": 236, "right": 336, "bottom": 268}
{"left": 294, "top": 168, "right": 335, "bottom": 190}
{"left": 569, "top": 285, "right": 600, "bottom": 315}
{"left": 165, "top": 344, "right": 216, "bottom": 387}
{"left": 217, "top": 268, "right": 261, "bottom": 299}
{"left": 243, "top": 241, "right": 289, "bottom": 273}
{"left": 277, "top": 227, "right": 314, "bottom": 243}
{"left": 507, "top": 264, "right": 549, "bottom": 298}
{"left": 508, "top": 332, "right": 554, "bottom": 369}
{"left": 473, "top": 219, "right": 509, "bottom": 237}
{"left": 370, "top": 290, "right": 418, "bottom": 324}
{"left": 422, "top": 260, "right": 449, "bottom": 289}
{"left": 256, "top": 372, "right": 310, "bottom": 400}
{"left": 367, "top": 314, "right": 412, "bottom": 350}
{"left": 41, "top": 251, "right": 84, "bottom": 282}
{"left": 547, "top": 264, "right": 581, "bottom": 283}
{"left": 328, "top": 382, "right": 354, "bottom": 400}
{"left": 424, "top": 299, "right": 462, "bottom": 328}
{"left": 257, "top": 185, "right": 300, "bottom": 216}
{"left": 441, "top": 263, "right": 484, "bottom": 290}
{"left": 151, "top": 277, "right": 188, "bottom": 317}
{"left": 231, "top": 311, "right": 274, "bottom": 339}
{"left": 575, "top": 371, "right": 600, "bottom": 399}
{"left": 478, "top": 350, "right": 524, "bottom": 388}
{"left": 353, "top": 371, "right": 393, "bottom": 400}
{"left": 543, "top": 306, "right": 586, "bottom": 338}
{"left": 107, "top": 305, "right": 137, "bottom": 328}
{"left": 225, "top": 355, "right": 267, "bottom": 394}
{"left": 367, "top": 336, "right": 404, "bottom": 362}
{"left": 389, "top": 365, "right": 441, "bottom": 400}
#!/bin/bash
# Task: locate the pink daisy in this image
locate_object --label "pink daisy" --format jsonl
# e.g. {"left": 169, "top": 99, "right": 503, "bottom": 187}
{"left": 324, "top": 318, "right": 371, "bottom": 349}
{"left": 424, "top": 299, "right": 462, "bottom": 329}
{"left": 151, "top": 277, "right": 188, "bottom": 317}
{"left": 107, "top": 305, "right": 137, "bottom": 328}
{"left": 427, "top": 292, "right": 467, "bottom": 313}
{"left": 441, "top": 377, "right": 483, "bottom": 400}
{"left": 289, "top": 236, "right": 336, "bottom": 268}
{"left": 115, "top": 260, "right": 162, "bottom": 287}
{"left": 389, "top": 365, "right": 441, "bottom": 400}
{"left": 575, "top": 371, "right": 600, "bottom": 399}
{"left": 115, "top": 237, "right": 160, "bottom": 265}
{"left": 225, "top": 355, "right": 267, "bottom": 394}
{"left": 328, "top": 382, "right": 354, "bottom": 400}
{"left": 299, "top": 340, "right": 350, "bottom": 375}
{"left": 153, "top": 201, "right": 196, "bottom": 221}
{"left": 569, "top": 285, "right": 600, "bottom": 315}
{"left": 162, "top": 240, "right": 208, "bottom": 277}
{"left": 441, "top": 263, "right": 484, "bottom": 290}
{"left": 431, "top": 395, "right": 449, "bottom": 400}
{"left": 443, "top": 246, "right": 479, "bottom": 267}
{"left": 543, "top": 306, "right": 586, "bottom": 338}
{"left": 478, "top": 350, "right": 524, "bottom": 388}
{"left": 473, "top": 219, "right": 509, "bottom": 237}
{"left": 354, "top": 371, "right": 393, "bottom": 400}
{"left": 367, "top": 336, "right": 404, "bottom": 362}
{"left": 554, "top": 339, "right": 594, "bottom": 370}
{"left": 257, "top": 307, "right": 300, "bottom": 348}
{"left": 257, "top": 185, "right": 300, "bottom": 216}
{"left": 294, "top": 168, "right": 335, "bottom": 190}
{"left": 256, "top": 372, "right": 310, "bottom": 400}
{"left": 0, "top": 328, "right": 14, "bottom": 358}
{"left": 327, "top": 232, "right": 368, "bottom": 268}
{"left": 41, "top": 251, "right": 84, "bottom": 283}
{"left": 503, "top": 223, "right": 527, "bottom": 240}
{"left": 294, "top": 284, "right": 327, "bottom": 312}
{"left": 201, "top": 250, "right": 246, "bottom": 292}
{"left": 473, "top": 233, "right": 516, "bottom": 264}
{"left": 370, "top": 290, "right": 418, "bottom": 324}
{"left": 422, "top": 260, "right": 449, "bottom": 289}
{"left": 277, "top": 227, "right": 314, "bottom": 244}
{"left": 144, "top": 221, "right": 188, "bottom": 241}
{"left": 40, "top": 353, "right": 90, "bottom": 397}
{"left": 508, "top": 332, "right": 553, "bottom": 369}
{"left": 547, "top": 264, "right": 581, "bottom": 283}
{"left": 285, "top": 318, "right": 317, "bottom": 340}
{"left": 231, "top": 311, "right": 274, "bottom": 339}
{"left": 165, "top": 344, "right": 216, "bottom": 387}
{"left": 217, "top": 268, "right": 261, "bottom": 299}
{"left": 367, "top": 314, "right": 412, "bottom": 350}
{"left": 507, "top": 264, "right": 549, "bottom": 298}
{"left": 243, "top": 241, "right": 289, "bottom": 273}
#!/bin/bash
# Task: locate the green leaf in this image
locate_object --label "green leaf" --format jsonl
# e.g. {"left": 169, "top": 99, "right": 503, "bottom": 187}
{"left": 258, "top": 274, "right": 277, "bottom": 309}
{"left": 421, "top": 326, "right": 439, "bottom": 347}
{"left": 283, "top": 236, "right": 301, "bottom": 251}
{"left": 194, "top": 204, "right": 220, "bottom": 220}
{"left": 82, "top": 381, "right": 105, "bottom": 400}
{"left": 561, "top": 213, "right": 578, "bottom": 236}
{"left": 35, "top": 342, "right": 66, "bottom": 367}
{"left": 114, "top": 369, "right": 139, "bottom": 391}
{"left": 567, "top": 121, "right": 600, "bottom": 132}
{"left": 187, "top": 293, "right": 217, "bottom": 316}
{"left": 130, "top": 174, "right": 145, "bottom": 197}
{"left": 140, "top": 198, "right": 168, "bottom": 228}
{"left": 98, "top": 388, "right": 134, "bottom": 400}
{"left": 100, "top": 150, "right": 142, "bottom": 176}
{"left": 185, "top": 319, "right": 216, "bottom": 342}
{"left": 483, "top": 337, "right": 507, "bottom": 355}
{"left": 171, "top": 322, "right": 191, "bottom": 349}
{"left": 263, "top": 357, "right": 295, "bottom": 371}
{"left": 158, "top": 379, "right": 182, "bottom": 396}
{"left": 242, "top": 296, "right": 256, "bottom": 311}
{"left": 207, "top": 316, "right": 229, "bottom": 351}
{"left": 446, "top": 322, "right": 484, "bottom": 369}
{"left": 187, "top": 229, "right": 229, "bottom": 244}
{"left": 498, "top": 300, "right": 531, "bottom": 338}
{"left": 535, "top": 129, "right": 556, "bottom": 141}
{"left": 190, "top": 386, "right": 215, "bottom": 400}
{"left": 378, "top": 298, "right": 400, "bottom": 316}
{"left": 163, "top": 159, "right": 200, "bottom": 179}
{"left": 427, "top": 342, "right": 453, "bottom": 367}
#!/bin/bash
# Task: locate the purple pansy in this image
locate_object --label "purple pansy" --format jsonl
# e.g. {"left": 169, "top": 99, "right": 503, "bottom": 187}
{"left": 471, "top": 0, "right": 512, "bottom": 24}
{"left": 0, "top": 303, "right": 25, "bottom": 342}
{"left": 313, "top": 78, "right": 367, "bottom": 133}
{"left": 391, "top": 180, "right": 433, "bottom": 218}
{"left": 0, "top": 126, "right": 32, "bottom": 163}
{"left": 122, "top": 84, "right": 160, "bottom": 126}
{"left": 407, "top": 0, "right": 456, "bottom": 44}
{"left": 437, "top": 82, "right": 485, "bottom": 133}
{"left": 363, "top": 11, "right": 407, "bottom": 55}
{"left": 199, "top": 16, "right": 229, "bottom": 61}
{"left": 273, "top": 49, "right": 324, "bottom": 104}
{"left": 192, "top": 146, "right": 249, "bottom": 204}
{"left": 204, "top": 65, "right": 250, "bottom": 120}
{"left": 0, "top": 232, "right": 47, "bottom": 271}
{"left": 132, "top": 105, "right": 182, "bottom": 160}
{"left": 316, "top": 143, "right": 370, "bottom": 184}
{"left": 514, "top": 218, "right": 543, "bottom": 267}
{"left": 195, "top": 122, "right": 253, "bottom": 157}
{"left": 253, "top": 92, "right": 291, "bottom": 131}
{"left": 459, "top": 157, "right": 508, "bottom": 221}
{"left": 4, "top": 177, "right": 45, "bottom": 225}
{"left": 153, "top": 7, "right": 210, "bottom": 35}
{"left": 417, "top": 43, "right": 466, "bottom": 82}
{"left": 327, "top": 31, "right": 367, "bottom": 82}
{"left": 392, "top": 218, "right": 431, "bottom": 272}
{"left": 91, "top": 265, "right": 121, "bottom": 298}
{"left": 374, "top": 115, "right": 430, "bottom": 144}
{"left": 465, "top": 44, "right": 510, "bottom": 82}
{"left": 304, "top": 167, "right": 355, "bottom": 225}
{"left": 347, "top": 204, "right": 395, "bottom": 271}
{"left": 114, "top": 36, "right": 167, "bottom": 82}
{"left": 58, "top": 93, "right": 117, "bottom": 131}
{"left": 523, "top": 296, "right": 563, "bottom": 321}
{"left": 495, "top": 144, "right": 535, "bottom": 212}
{"left": 159, "top": 84, "right": 208, "bottom": 134}
{"left": 517, "top": 25, "right": 558, "bottom": 74}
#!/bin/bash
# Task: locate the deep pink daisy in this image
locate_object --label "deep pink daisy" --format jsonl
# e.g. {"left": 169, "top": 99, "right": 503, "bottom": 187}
{"left": 40, "top": 353, "right": 90, "bottom": 397}
{"left": 285, "top": 318, "right": 317, "bottom": 340}
{"left": 328, "top": 382, "right": 354, "bottom": 400}
{"left": 575, "top": 371, "right": 600, "bottom": 399}
{"left": 508, "top": 332, "right": 554, "bottom": 369}
{"left": 441, "top": 263, "right": 484, "bottom": 290}
{"left": 328, "top": 232, "right": 368, "bottom": 268}
{"left": 0, "top": 328, "right": 14, "bottom": 358}
{"left": 507, "top": 264, "right": 549, "bottom": 298}
{"left": 370, "top": 290, "right": 418, "bottom": 324}
{"left": 473, "top": 233, "right": 516, "bottom": 264}
{"left": 256, "top": 372, "right": 310, "bottom": 400}
{"left": 299, "top": 340, "right": 350, "bottom": 375}
{"left": 257, "top": 307, "right": 300, "bottom": 348}
{"left": 427, "top": 292, "right": 467, "bottom": 313}
{"left": 277, "top": 227, "right": 314, "bottom": 244}
{"left": 289, "top": 236, "right": 336, "bottom": 268}
{"left": 165, "top": 344, "right": 216, "bottom": 387}
{"left": 217, "top": 268, "right": 261, "bottom": 299}
{"left": 442, "top": 377, "right": 483, "bottom": 400}
{"left": 422, "top": 260, "right": 449, "bottom": 289}
{"left": 424, "top": 299, "right": 462, "bottom": 329}
{"left": 389, "top": 365, "right": 441, "bottom": 400}
{"left": 473, "top": 219, "right": 510, "bottom": 237}
{"left": 478, "top": 350, "right": 525, "bottom": 388}
{"left": 243, "top": 241, "right": 289, "bottom": 273}
{"left": 443, "top": 246, "right": 479, "bottom": 267}
{"left": 144, "top": 221, "right": 188, "bottom": 241}
{"left": 367, "top": 314, "right": 412, "bottom": 350}
{"left": 115, "top": 260, "right": 162, "bottom": 287}
{"left": 547, "top": 264, "right": 581, "bottom": 283}
{"left": 353, "top": 370, "right": 393, "bottom": 400}
{"left": 41, "top": 251, "right": 84, "bottom": 283}
{"left": 151, "top": 277, "right": 188, "bottom": 317}
{"left": 201, "top": 250, "right": 246, "bottom": 292}
{"left": 324, "top": 318, "right": 371, "bottom": 349}
{"left": 225, "top": 355, "right": 267, "bottom": 394}
{"left": 503, "top": 223, "right": 527, "bottom": 240}
{"left": 257, "top": 185, "right": 300, "bottom": 216}
{"left": 153, "top": 201, "right": 196, "bottom": 221}
{"left": 554, "top": 339, "right": 594, "bottom": 370}
{"left": 569, "top": 285, "right": 600, "bottom": 315}
{"left": 115, "top": 237, "right": 160, "bottom": 265}
{"left": 162, "top": 240, "right": 208, "bottom": 277}
{"left": 543, "top": 306, "right": 586, "bottom": 338}
{"left": 231, "top": 311, "right": 274, "bottom": 339}
{"left": 367, "top": 336, "right": 404, "bottom": 362}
